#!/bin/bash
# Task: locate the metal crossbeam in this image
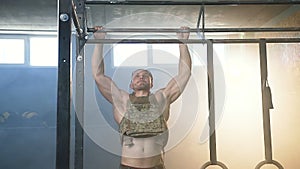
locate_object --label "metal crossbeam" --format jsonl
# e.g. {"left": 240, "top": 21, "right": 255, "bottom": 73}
{"left": 87, "top": 38, "right": 300, "bottom": 44}
{"left": 87, "top": 27, "right": 300, "bottom": 33}
{"left": 85, "top": 0, "right": 300, "bottom": 5}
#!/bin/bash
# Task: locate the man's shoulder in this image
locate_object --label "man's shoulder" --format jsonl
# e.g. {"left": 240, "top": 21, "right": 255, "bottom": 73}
{"left": 153, "top": 89, "right": 169, "bottom": 103}
{"left": 153, "top": 89, "right": 164, "bottom": 97}
{"left": 112, "top": 90, "right": 129, "bottom": 104}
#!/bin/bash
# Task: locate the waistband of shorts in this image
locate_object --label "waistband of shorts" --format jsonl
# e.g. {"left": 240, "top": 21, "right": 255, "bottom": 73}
{"left": 120, "top": 163, "right": 165, "bottom": 169}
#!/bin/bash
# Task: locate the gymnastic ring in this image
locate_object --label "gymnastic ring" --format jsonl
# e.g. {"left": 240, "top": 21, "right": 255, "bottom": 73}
{"left": 255, "top": 160, "right": 284, "bottom": 169}
{"left": 200, "top": 161, "right": 228, "bottom": 169}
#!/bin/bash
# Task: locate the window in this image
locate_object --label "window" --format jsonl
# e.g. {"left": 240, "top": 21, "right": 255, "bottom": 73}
{"left": 113, "top": 44, "right": 148, "bottom": 67}
{"left": 0, "top": 39, "right": 24, "bottom": 64}
{"left": 113, "top": 44, "right": 180, "bottom": 67}
{"left": 30, "top": 37, "right": 58, "bottom": 66}
{"left": 113, "top": 43, "right": 206, "bottom": 67}
{"left": 0, "top": 34, "right": 57, "bottom": 67}
{"left": 152, "top": 44, "right": 179, "bottom": 64}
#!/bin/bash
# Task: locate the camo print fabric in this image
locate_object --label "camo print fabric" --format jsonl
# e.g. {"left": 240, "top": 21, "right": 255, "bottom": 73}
{"left": 119, "top": 94, "right": 168, "bottom": 137}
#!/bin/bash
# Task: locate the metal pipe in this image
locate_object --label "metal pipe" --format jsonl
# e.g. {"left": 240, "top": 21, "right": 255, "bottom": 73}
{"left": 87, "top": 27, "right": 300, "bottom": 33}
{"left": 195, "top": 5, "right": 205, "bottom": 39}
{"left": 255, "top": 40, "right": 284, "bottom": 169}
{"left": 202, "top": 6, "right": 205, "bottom": 38}
{"left": 196, "top": 6, "right": 203, "bottom": 31}
{"left": 200, "top": 40, "right": 228, "bottom": 169}
{"left": 86, "top": 38, "right": 300, "bottom": 44}
{"left": 85, "top": 0, "right": 300, "bottom": 5}
{"left": 72, "top": 0, "right": 84, "bottom": 37}
{"left": 207, "top": 40, "right": 217, "bottom": 164}
{"left": 259, "top": 40, "right": 273, "bottom": 162}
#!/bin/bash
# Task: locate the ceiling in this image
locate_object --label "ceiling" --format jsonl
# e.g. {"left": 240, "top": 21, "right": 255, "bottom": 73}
{"left": 0, "top": 0, "right": 57, "bottom": 31}
{"left": 87, "top": 4, "right": 294, "bottom": 28}
{"left": 0, "top": 0, "right": 299, "bottom": 33}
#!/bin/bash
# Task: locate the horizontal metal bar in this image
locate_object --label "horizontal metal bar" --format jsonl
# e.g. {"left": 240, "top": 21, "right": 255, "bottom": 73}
{"left": 0, "top": 29, "right": 57, "bottom": 35}
{"left": 85, "top": 0, "right": 300, "bottom": 5}
{"left": 87, "top": 38, "right": 300, "bottom": 44}
{"left": 87, "top": 27, "right": 300, "bottom": 33}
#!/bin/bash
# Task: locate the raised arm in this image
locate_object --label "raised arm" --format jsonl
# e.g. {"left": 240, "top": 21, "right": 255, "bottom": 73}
{"left": 161, "top": 26, "right": 192, "bottom": 103}
{"left": 92, "top": 26, "right": 126, "bottom": 103}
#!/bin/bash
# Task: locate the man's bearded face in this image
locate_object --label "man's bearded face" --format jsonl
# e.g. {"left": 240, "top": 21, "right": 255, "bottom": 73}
{"left": 130, "top": 70, "right": 153, "bottom": 91}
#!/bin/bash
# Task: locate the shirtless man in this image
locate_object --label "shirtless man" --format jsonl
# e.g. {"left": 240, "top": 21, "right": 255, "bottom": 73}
{"left": 92, "top": 26, "right": 191, "bottom": 169}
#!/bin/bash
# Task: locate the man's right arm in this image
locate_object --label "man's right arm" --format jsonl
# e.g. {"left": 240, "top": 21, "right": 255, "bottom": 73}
{"left": 92, "top": 27, "right": 125, "bottom": 104}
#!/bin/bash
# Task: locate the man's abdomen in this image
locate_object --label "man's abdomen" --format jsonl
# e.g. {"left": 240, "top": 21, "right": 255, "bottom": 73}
{"left": 121, "top": 137, "right": 164, "bottom": 168}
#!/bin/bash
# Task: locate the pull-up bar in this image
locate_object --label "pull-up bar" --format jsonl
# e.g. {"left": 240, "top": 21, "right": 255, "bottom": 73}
{"left": 87, "top": 27, "right": 300, "bottom": 33}
{"left": 85, "top": 0, "right": 300, "bottom": 5}
{"left": 86, "top": 38, "right": 300, "bottom": 44}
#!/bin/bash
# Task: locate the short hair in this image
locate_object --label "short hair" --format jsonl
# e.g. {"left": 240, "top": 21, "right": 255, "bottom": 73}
{"left": 131, "top": 69, "right": 153, "bottom": 81}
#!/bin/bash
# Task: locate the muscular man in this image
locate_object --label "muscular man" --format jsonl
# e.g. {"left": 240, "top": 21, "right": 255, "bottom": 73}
{"left": 92, "top": 26, "right": 192, "bottom": 169}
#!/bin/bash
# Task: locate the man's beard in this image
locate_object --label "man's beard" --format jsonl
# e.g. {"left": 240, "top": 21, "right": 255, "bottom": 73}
{"left": 134, "top": 82, "right": 150, "bottom": 91}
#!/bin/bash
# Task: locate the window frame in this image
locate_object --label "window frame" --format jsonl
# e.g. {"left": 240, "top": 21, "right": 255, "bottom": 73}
{"left": 112, "top": 43, "right": 182, "bottom": 68}
{"left": 29, "top": 36, "right": 58, "bottom": 67}
{"left": 0, "top": 35, "right": 27, "bottom": 66}
{"left": 0, "top": 33, "right": 58, "bottom": 67}
{"left": 112, "top": 43, "right": 206, "bottom": 68}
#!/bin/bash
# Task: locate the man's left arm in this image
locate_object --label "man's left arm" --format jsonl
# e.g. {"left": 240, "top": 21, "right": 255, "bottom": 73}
{"left": 162, "top": 26, "right": 192, "bottom": 103}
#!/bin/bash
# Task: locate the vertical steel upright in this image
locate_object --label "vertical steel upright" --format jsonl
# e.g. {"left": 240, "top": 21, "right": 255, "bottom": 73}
{"left": 259, "top": 40, "right": 273, "bottom": 163}
{"left": 255, "top": 40, "right": 284, "bottom": 169}
{"left": 56, "top": 0, "right": 72, "bottom": 169}
{"left": 201, "top": 40, "right": 228, "bottom": 169}
{"left": 73, "top": 0, "right": 87, "bottom": 169}
{"left": 207, "top": 40, "right": 217, "bottom": 165}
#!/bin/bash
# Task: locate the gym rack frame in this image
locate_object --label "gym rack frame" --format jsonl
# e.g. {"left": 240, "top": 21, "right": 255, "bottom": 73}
{"left": 57, "top": 0, "right": 300, "bottom": 169}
